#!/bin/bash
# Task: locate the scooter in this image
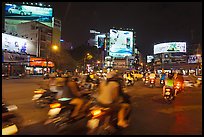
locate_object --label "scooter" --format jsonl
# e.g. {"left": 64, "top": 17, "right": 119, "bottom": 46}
{"left": 86, "top": 104, "right": 131, "bottom": 135}
{"left": 163, "top": 88, "right": 175, "bottom": 104}
{"left": 2, "top": 101, "right": 19, "bottom": 135}
{"left": 32, "top": 88, "right": 57, "bottom": 108}
{"left": 149, "top": 78, "right": 155, "bottom": 88}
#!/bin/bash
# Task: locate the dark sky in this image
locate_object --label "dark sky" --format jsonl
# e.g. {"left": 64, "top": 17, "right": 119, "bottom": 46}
{"left": 50, "top": 2, "right": 202, "bottom": 57}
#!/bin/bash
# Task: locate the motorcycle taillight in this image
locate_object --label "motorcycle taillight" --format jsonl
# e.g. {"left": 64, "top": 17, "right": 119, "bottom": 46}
{"left": 91, "top": 109, "right": 102, "bottom": 117}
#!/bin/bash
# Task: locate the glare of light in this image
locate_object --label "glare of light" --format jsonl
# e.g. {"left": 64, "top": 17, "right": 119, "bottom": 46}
{"left": 39, "top": 3, "right": 43, "bottom": 6}
{"left": 23, "top": 2, "right": 25, "bottom": 4}
{"left": 52, "top": 45, "right": 58, "bottom": 50}
{"left": 196, "top": 54, "right": 201, "bottom": 57}
{"left": 48, "top": 5, "right": 50, "bottom": 7}
{"left": 31, "top": 3, "right": 33, "bottom": 5}
{"left": 60, "top": 39, "right": 64, "bottom": 42}
{"left": 26, "top": 2, "right": 28, "bottom": 4}
{"left": 35, "top": 3, "right": 37, "bottom": 5}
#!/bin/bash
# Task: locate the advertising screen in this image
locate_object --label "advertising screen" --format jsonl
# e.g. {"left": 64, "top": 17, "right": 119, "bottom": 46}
{"left": 5, "top": 3, "right": 53, "bottom": 27}
{"left": 154, "top": 42, "right": 186, "bottom": 54}
{"left": 147, "top": 55, "right": 154, "bottom": 63}
{"left": 97, "top": 34, "right": 106, "bottom": 48}
{"left": 109, "top": 29, "right": 133, "bottom": 58}
{"left": 2, "top": 33, "right": 37, "bottom": 56}
{"left": 188, "top": 55, "right": 201, "bottom": 64}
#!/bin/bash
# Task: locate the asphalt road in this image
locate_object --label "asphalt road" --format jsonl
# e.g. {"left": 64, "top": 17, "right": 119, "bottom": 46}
{"left": 2, "top": 77, "right": 202, "bottom": 135}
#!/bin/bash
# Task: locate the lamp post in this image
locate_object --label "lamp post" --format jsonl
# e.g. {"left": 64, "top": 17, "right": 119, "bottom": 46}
{"left": 46, "top": 45, "right": 58, "bottom": 74}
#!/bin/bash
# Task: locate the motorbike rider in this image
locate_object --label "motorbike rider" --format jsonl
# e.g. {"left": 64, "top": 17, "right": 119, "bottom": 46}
{"left": 149, "top": 71, "right": 156, "bottom": 80}
{"left": 160, "top": 72, "right": 167, "bottom": 82}
{"left": 162, "top": 73, "right": 175, "bottom": 96}
{"left": 62, "top": 75, "right": 92, "bottom": 119}
{"left": 96, "top": 70, "right": 131, "bottom": 128}
{"left": 174, "top": 72, "right": 184, "bottom": 92}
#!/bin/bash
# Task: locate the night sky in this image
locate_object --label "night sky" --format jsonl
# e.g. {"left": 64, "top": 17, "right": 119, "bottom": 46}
{"left": 50, "top": 2, "right": 202, "bottom": 57}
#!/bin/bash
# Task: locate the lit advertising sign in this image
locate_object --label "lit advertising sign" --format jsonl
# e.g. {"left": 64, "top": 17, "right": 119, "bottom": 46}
{"left": 188, "top": 55, "right": 201, "bottom": 64}
{"left": 3, "top": 52, "right": 30, "bottom": 64}
{"left": 147, "top": 55, "right": 154, "bottom": 63}
{"left": 29, "top": 57, "right": 54, "bottom": 67}
{"left": 2, "top": 33, "right": 37, "bottom": 56}
{"left": 109, "top": 29, "right": 133, "bottom": 58}
{"left": 154, "top": 42, "right": 186, "bottom": 54}
{"left": 97, "top": 34, "right": 106, "bottom": 48}
{"left": 5, "top": 3, "right": 53, "bottom": 27}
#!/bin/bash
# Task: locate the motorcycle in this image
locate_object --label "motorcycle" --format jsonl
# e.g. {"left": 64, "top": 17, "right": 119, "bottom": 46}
{"left": 32, "top": 88, "right": 57, "bottom": 108}
{"left": 163, "top": 88, "right": 175, "bottom": 103}
{"left": 160, "top": 79, "right": 165, "bottom": 87}
{"left": 174, "top": 81, "right": 182, "bottom": 94}
{"left": 86, "top": 104, "right": 131, "bottom": 135}
{"left": 144, "top": 77, "right": 149, "bottom": 85}
{"left": 149, "top": 78, "right": 155, "bottom": 88}
{"left": 44, "top": 92, "right": 95, "bottom": 132}
{"left": 2, "top": 102, "right": 19, "bottom": 135}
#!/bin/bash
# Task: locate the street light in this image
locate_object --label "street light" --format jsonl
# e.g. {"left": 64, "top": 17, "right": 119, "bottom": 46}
{"left": 46, "top": 45, "right": 59, "bottom": 73}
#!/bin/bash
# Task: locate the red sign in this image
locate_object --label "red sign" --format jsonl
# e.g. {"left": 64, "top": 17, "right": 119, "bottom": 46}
{"left": 29, "top": 57, "right": 54, "bottom": 67}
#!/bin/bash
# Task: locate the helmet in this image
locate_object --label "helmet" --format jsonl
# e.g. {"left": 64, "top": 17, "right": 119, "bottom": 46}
{"left": 168, "top": 73, "right": 173, "bottom": 79}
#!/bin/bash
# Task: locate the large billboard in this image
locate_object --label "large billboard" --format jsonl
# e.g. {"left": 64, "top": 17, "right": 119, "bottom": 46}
{"left": 5, "top": 3, "right": 53, "bottom": 27}
{"left": 154, "top": 42, "right": 186, "bottom": 54}
{"left": 109, "top": 29, "right": 133, "bottom": 58}
{"left": 2, "top": 33, "right": 37, "bottom": 56}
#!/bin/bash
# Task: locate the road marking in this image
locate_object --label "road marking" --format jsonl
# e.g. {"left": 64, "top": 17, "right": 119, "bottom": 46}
{"left": 157, "top": 105, "right": 202, "bottom": 114}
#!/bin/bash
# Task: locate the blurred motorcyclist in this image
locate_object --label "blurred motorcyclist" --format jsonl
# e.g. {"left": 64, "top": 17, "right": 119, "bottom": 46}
{"left": 162, "top": 73, "right": 174, "bottom": 96}
{"left": 96, "top": 70, "right": 131, "bottom": 128}
{"left": 174, "top": 72, "right": 184, "bottom": 92}
{"left": 160, "top": 72, "right": 167, "bottom": 81}
{"left": 149, "top": 71, "right": 156, "bottom": 80}
{"left": 63, "top": 75, "right": 92, "bottom": 119}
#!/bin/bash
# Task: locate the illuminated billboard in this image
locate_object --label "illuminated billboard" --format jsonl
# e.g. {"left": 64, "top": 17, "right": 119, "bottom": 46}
{"left": 109, "top": 29, "right": 133, "bottom": 58}
{"left": 188, "top": 55, "right": 201, "bottom": 64}
{"left": 5, "top": 3, "right": 53, "bottom": 27}
{"left": 97, "top": 34, "right": 106, "bottom": 48}
{"left": 154, "top": 42, "right": 186, "bottom": 54}
{"left": 147, "top": 55, "right": 154, "bottom": 63}
{"left": 2, "top": 33, "right": 37, "bottom": 56}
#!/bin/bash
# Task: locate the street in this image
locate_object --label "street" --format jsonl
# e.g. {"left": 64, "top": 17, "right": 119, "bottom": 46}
{"left": 2, "top": 77, "right": 202, "bottom": 135}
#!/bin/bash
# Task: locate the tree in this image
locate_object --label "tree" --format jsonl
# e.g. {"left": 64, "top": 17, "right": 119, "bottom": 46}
{"left": 49, "top": 45, "right": 77, "bottom": 71}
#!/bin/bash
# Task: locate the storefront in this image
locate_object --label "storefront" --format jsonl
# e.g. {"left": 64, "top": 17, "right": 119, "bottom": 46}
{"left": 2, "top": 51, "right": 30, "bottom": 76}
{"left": 25, "top": 57, "right": 55, "bottom": 75}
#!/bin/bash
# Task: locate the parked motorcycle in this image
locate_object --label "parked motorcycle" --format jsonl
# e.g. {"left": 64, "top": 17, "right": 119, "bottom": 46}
{"left": 2, "top": 101, "right": 19, "bottom": 135}
{"left": 86, "top": 104, "right": 131, "bottom": 135}
{"left": 163, "top": 88, "right": 175, "bottom": 103}
{"left": 32, "top": 88, "right": 57, "bottom": 108}
{"left": 125, "top": 79, "right": 134, "bottom": 86}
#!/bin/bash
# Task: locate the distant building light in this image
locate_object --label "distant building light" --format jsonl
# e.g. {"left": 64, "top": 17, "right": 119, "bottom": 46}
{"left": 60, "top": 39, "right": 64, "bottom": 42}
{"left": 23, "top": 2, "right": 25, "bottom": 4}
{"left": 48, "top": 5, "right": 50, "bottom": 7}
{"left": 26, "top": 2, "right": 29, "bottom": 4}
{"left": 35, "top": 3, "right": 37, "bottom": 5}
{"left": 39, "top": 3, "right": 43, "bottom": 6}
{"left": 31, "top": 3, "right": 33, "bottom": 5}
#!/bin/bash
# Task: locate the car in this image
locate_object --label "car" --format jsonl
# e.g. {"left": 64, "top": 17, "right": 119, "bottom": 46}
{"left": 131, "top": 70, "right": 143, "bottom": 80}
{"left": 8, "top": 6, "right": 32, "bottom": 16}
